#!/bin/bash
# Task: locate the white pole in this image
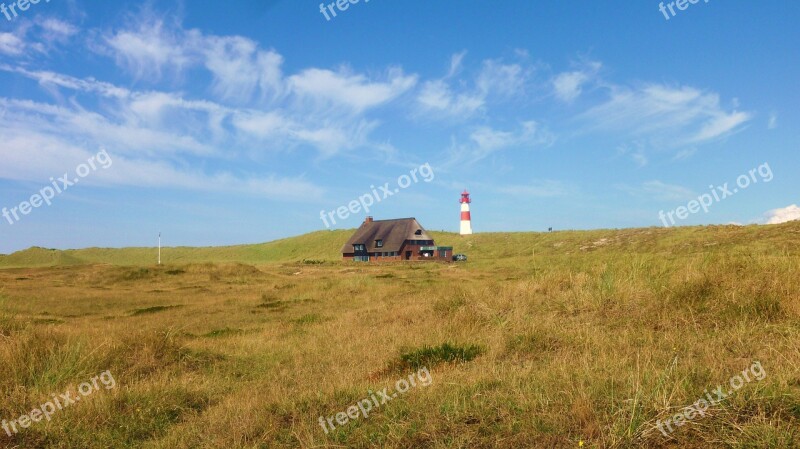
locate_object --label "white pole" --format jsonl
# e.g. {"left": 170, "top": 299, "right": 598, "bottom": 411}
{"left": 158, "top": 232, "right": 161, "bottom": 265}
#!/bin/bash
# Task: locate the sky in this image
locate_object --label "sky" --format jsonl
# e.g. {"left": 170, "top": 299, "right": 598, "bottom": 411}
{"left": 0, "top": 0, "right": 798, "bottom": 254}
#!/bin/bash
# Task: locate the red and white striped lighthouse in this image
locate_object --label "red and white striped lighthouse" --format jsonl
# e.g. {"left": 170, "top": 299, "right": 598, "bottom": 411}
{"left": 459, "top": 190, "right": 473, "bottom": 235}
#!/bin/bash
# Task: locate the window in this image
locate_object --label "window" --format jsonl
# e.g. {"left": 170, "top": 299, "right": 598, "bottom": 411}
{"left": 376, "top": 239, "right": 383, "bottom": 248}
{"left": 353, "top": 244, "right": 366, "bottom": 251}
{"left": 415, "top": 229, "right": 422, "bottom": 235}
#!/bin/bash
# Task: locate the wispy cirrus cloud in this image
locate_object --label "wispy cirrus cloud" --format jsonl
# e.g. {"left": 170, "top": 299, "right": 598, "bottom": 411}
{"left": 288, "top": 66, "right": 417, "bottom": 114}
{"left": 0, "top": 100, "right": 324, "bottom": 202}
{"left": 415, "top": 52, "right": 530, "bottom": 120}
{"left": 0, "top": 18, "right": 79, "bottom": 57}
{"left": 443, "top": 120, "right": 556, "bottom": 168}
{"left": 102, "top": 17, "right": 197, "bottom": 80}
{"left": 579, "top": 84, "right": 752, "bottom": 149}
{"left": 203, "top": 35, "right": 285, "bottom": 103}
{"left": 0, "top": 12, "right": 429, "bottom": 201}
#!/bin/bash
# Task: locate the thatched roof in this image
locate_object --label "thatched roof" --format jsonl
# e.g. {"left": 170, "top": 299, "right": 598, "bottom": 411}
{"left": 341, "top": 218, "right": 433, "bottom": 253}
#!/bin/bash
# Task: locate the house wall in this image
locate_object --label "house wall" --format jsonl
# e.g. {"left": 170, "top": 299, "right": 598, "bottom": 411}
{"left": 400, "top": 241, "right": 444, "bottom": 261}
{"left": 342, "top": 252, "right": 403, "bottom": 262}
{"left": 434, "top": 248, "right": 451, "bottom": 261}
{"left": 343, "top": 240, "right": 451, "bottom": 262}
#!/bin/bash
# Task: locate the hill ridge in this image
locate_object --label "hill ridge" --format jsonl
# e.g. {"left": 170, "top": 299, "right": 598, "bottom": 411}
{"left": 1, "top": 223, "right": 798, "bottom": 268}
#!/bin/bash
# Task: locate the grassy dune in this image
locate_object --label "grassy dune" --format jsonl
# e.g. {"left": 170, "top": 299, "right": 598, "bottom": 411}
{"left": 0, "top": 223, "right": 799, "bottom": 448}
{"left": 0, "top": 230, "right": 355, "bottom": 268}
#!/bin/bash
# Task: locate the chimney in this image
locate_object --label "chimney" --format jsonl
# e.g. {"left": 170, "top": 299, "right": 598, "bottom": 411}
{"left": 365, "top": 216, "right": 374, "bottom": 224}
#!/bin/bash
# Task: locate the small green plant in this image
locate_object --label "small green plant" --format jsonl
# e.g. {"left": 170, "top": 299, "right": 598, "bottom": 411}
{"left": 203, "top": 328, "right": 245, "bottom": 338}
{"left": 398, "top": 343, "right": 484, "bottom": 370}
{"left": 432, "top": 297, "right": 466, "bottom": 315}
{"left": 293, "top": 314, "right": 322, "bottom": 325}
{"left": 257, "top": 294, "right": 286, "bottom": 310}
{"left": 130, "top": 305, "right": 183, "bottom": 316}
{"left": 506, "top": 331, "right": 561, "bottom": 355}
{"left": 119, "top": 267, "right": 153, "bottom": 281}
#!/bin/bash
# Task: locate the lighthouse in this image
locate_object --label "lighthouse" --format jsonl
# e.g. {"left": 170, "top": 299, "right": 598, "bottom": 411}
{"left": 459, "top": 190, "right": 473, "bottom": 235}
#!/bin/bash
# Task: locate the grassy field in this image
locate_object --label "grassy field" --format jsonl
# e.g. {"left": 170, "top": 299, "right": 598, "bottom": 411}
{"left": 1, "top": 223, "right": 799, "bottom": 448}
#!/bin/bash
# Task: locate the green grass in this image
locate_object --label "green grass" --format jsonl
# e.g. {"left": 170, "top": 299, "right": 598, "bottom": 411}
{"left": 2, "top": 223, "right": 798, "bottom": 269}
{"left": 130, "top": 305, "right": 184, "bottom": 316}
{"left": 0, "top": 222, "right": 798, "bottom": 448}
{"left": 0, "top": 230, "right": 355, "bottom": 267}
{"left": 398, "top": 343, "right": 485, "bottom": 370}
{"left": 202, "top": 328, "right": 246, "bottom": 338}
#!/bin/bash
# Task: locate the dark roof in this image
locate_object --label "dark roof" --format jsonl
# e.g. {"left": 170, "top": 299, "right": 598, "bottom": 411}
{"left": 341, "top": 218, "right": 433, "bottom": 253}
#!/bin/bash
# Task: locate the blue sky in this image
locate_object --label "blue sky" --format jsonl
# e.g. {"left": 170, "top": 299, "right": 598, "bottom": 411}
{"left": 0, "top": 0, "right": 798, "bottom": 253}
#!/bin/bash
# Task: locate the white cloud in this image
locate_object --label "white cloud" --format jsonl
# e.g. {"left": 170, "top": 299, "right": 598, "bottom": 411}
{"left": 86, "top": 17, "right": 427, "bottom": 157}
{"left": 446, "top": 51, "right": 467, "bottom": 78}
{"left": 672, "top": 147, "right": 697, "bottom": 161}
{"left": 0, "top": 32, "right": 24, "bottom": 56}
{"left": 231, "top": 111, "right": 291, "bottom": 139}
{"left": 0, "top": 108, "right": 323, "bottom": 202}
{"left": 580, "top": 84, "right": 752, "bottom": 147}
{"left": 764, "top": 205, "right": 800, "bottom": 225}
{"left": 103, "top": 19, "right": 196, "bottom": 79}
{"left": 102, "top": 17, "right": 417, "bottom": 113}
{"left": 691, "top": 110, "right": 751, "bottom": 142}
{"left": 476, "top": 59, "right": 526, "bottom": 97}
{"left": 470, "top": 121, "right": 544, "bottom": 152}
{"left": 415, "top": 53, "right": 530, "bottom": 120}
{"left": 288, "top": 67, "right": 416, "bottom": 113}
{"left": 553, "top": 62, "right": 603, "bottom": 103}
{"left": 1, "top": 65, "right": 131, "bottom": 98}
{"left": 616, "top": 142, "right": 650, "bottom": 167}
{"left": 36, "top": 18, "right": 78, "bottom": 41}
{"left": 444, "top": 121, "right": 555, "bottom": 167}
{"left": 204, "top": 36, "right": 284, "bottom": 103}
{"left": 553, "top": 71, "right": 589, "bottom": 103}
{"left": 768, "top": 112, "right": 778, "bottom": 130}
{"left": 553, "top": 62, "right": 600, "bottom": 103}
{"left": 1, "top": 97, "right": 216, "bottom": 158}
{"left": 416, "top": 79, "right": 484, "bottom": 118}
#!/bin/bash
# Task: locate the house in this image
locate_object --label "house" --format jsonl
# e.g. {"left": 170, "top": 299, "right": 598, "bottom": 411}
{"left": 341, "top": 217, "right": 453, "bottom": 262}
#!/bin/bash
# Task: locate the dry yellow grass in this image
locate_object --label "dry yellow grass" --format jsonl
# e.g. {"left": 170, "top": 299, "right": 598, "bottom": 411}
{"left": 0, "top": 224, "right": 799, "bottom": 448}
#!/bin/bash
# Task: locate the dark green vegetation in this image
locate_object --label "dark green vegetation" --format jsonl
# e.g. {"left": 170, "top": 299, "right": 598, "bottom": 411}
{"left": 398, "top": 343, "right": 485, "bottom": 370}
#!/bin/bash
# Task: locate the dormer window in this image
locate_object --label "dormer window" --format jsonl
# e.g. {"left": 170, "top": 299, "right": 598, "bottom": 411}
{"left": 415, "top": 229, "right": 422, "bottom": 235}
{"left": 375, "top": 239, "right": 383, "bottom": 248}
